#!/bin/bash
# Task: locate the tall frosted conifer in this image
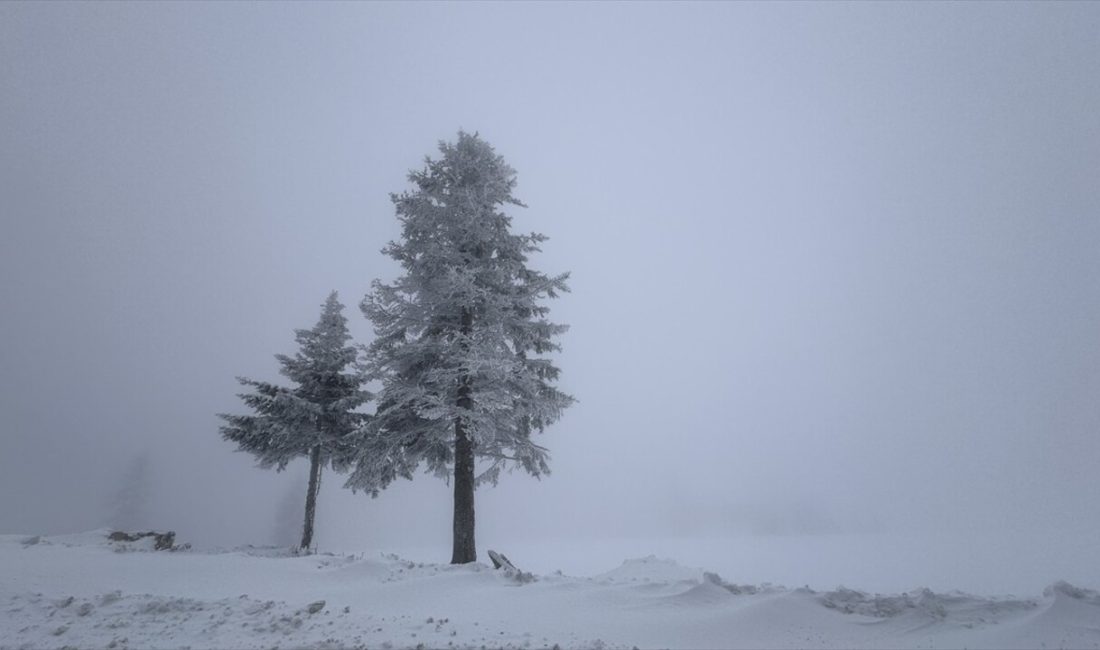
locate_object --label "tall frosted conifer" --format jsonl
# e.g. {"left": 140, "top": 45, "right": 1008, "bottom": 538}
{"left": 220, "top": 292, "right": 370, "bottom": 551}
{"left": 348, "top": 132, "right": 573, "bottom": 564}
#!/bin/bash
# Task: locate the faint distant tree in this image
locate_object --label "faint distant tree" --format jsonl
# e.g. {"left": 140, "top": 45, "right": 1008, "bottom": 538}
{"left": 346, "top": 132, "right": 574, "bottom": 564}
{"left": 108, "top": 451, "right": 151, "bottom": 531}
{"left": 219, "top": 292, "right": 370, "bottom": 552}
{"left": 271, "top": 476, "right": 304, "bottom": 548}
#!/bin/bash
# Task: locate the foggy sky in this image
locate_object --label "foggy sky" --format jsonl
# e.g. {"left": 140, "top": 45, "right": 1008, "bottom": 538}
{"left": 2, "top": 2, "right": 1099, "bottom": 592}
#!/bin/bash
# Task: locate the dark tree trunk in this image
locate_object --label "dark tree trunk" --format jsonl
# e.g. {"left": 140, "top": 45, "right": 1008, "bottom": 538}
{"left": 451, "top": 417, "right": 476, "bottom": 563}
{"left": 300, "top": 445, "right": 322, "bottom": 552}
{"left": 452, "top": 307, "right": 477, "bottom": 564}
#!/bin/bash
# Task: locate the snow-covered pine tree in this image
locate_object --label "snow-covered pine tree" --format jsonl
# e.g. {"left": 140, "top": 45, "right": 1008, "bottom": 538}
{"left": 219, "top": 292, "right": 370, "bottom": 552}
{"left": 346, "top": 131, "right": 574, "bottom": 564}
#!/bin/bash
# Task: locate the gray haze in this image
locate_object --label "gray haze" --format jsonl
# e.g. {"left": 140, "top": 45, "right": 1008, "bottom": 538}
{"left": 2, "top": 2, "right": 1099, "bottom": 593}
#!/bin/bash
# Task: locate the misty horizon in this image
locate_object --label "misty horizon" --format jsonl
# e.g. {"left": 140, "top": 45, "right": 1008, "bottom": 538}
{"left": 3, "top": 1, "right": 1099, "bottom": 598}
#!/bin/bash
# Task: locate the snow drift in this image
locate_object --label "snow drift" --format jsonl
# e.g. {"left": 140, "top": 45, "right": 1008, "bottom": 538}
{"left": 2, "top": 531, "right": 1098, "bottom": 649}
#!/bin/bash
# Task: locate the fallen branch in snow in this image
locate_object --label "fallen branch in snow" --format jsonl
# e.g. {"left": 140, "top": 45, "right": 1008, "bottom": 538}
{"left": 487, "top": 550, "right": 517, "bottom": 571}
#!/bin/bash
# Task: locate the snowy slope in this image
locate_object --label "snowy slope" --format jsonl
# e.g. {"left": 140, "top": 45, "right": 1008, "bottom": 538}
{"left": 2, "top": 531, "right": 1099, "bottom": 650}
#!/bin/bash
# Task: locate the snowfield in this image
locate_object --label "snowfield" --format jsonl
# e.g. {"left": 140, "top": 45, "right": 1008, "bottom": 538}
{"left": 3, "top": 531, "right": 1099, "bottom": 650}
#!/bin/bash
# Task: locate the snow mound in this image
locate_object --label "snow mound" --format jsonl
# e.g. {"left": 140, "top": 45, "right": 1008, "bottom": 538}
{"left": 702, "top": 571, "right": 778, "bottom": 595}
{"left": 4, "top": 531, "right": 1100, "bottom": 649}
{"left": 594, "top": 555, "right": 704, "bottom": 585}
{"left": 1, "top": 528, "right": 118, "bottom": 549}
{"left": 1043, "top": 580, "right": 1100, "bottom": 604}
{"left": 819, "top": 585, "right": 1038, "bottom": 623}
{"left": 660, "top": 579, "right": 739, "bottom": 606}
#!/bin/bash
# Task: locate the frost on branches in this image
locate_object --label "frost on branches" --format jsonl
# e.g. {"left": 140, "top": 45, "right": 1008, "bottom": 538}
{"left": 347, "top": 132, "right": 574, "bottom": 563}
{"left": 219, "top": 292, "right": 371, "bottom": 551}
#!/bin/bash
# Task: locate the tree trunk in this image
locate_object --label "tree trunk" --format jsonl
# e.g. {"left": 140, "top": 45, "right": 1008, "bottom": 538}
{"left": 300, "top": 445, "right": 322, "bottom": 552}
{"left": 452, "top": 307, "right": 477, "bottom": 564}
{"left": 451, "top": 417, "right": 476, "bottom": 563}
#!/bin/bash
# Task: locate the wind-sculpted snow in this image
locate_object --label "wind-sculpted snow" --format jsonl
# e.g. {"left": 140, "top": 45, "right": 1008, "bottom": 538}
{"left": 1045, "top": 580, "right": 1100, "bottom": 604}
{"left": 594, "top": 555, "right": 704, "bottom": 585}
{"left": 818, "top": 585, "right": 1038, "bottom": 621}
{"left": 3, "top": 532, "right": 1099, "bottom": 649}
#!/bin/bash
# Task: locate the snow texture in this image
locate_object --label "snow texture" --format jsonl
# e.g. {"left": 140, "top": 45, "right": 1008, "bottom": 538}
{"left": 2, "top": 530, "right": 1098, "bottom": 650}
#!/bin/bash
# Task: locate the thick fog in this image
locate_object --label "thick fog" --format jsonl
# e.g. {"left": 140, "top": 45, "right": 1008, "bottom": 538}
{"left": 3, "top": 3, "right": 1099, "bottom": 594}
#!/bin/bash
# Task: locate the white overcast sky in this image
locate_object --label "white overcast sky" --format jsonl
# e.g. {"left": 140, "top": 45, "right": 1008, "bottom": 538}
{"left": 2, "top": 2, "right": 1099, "bottom": 588}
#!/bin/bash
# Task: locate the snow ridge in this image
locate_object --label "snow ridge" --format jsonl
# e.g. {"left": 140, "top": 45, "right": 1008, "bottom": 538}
{"left": 2, "top": 532, "right": 1098, "bottom": 650}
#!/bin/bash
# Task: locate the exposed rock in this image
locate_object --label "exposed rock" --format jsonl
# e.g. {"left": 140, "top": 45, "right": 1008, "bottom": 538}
{"left": 703, "top": 572, "right": 759, "bottom": 595}
{"left": 153, "top": 531, "right": 175, "bottom": 550}
{"left": 107, "top": 530, "right": 177, "bottom": 551}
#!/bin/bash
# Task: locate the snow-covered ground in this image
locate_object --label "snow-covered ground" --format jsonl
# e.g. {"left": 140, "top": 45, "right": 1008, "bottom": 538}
{"left": 3, "top": 531, "right": 1099, "bottom": 650}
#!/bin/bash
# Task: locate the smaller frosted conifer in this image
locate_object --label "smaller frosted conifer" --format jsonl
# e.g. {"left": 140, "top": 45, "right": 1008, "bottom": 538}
{"left": 219, "top": 292, "right": 370, "bottom": 550}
